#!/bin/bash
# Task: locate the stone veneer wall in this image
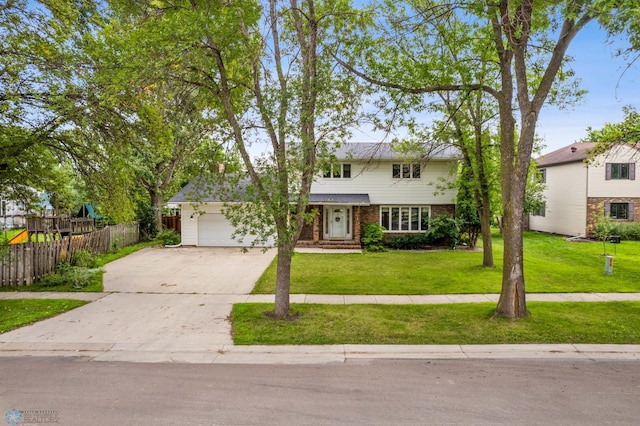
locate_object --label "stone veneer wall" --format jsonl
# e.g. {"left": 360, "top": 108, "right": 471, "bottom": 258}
{"left": 586, "top": 197, "right": 640, "bottom": 237}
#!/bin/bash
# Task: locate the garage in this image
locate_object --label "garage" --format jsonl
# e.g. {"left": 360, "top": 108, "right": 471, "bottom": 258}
{"left": 197, "top": 213, "right": 241, "bottom": 247}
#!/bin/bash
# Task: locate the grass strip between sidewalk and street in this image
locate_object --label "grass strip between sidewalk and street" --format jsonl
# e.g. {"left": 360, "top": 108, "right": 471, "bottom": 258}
{"left": 0, "top": 299, "right": 89, "bottom": 333}
{"left": 231, "top": 301, "right": 640, "bottom": 345}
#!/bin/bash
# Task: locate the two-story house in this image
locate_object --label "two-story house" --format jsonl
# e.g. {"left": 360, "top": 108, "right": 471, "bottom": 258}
{"left": 171, "top": 143, "right": 458, "bottom": 248}
{"left": 529, "top": 142, "right": 639, "bottom": 237}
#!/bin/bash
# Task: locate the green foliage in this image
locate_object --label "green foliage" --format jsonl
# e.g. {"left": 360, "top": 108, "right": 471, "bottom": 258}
{"left": 386, "top": 233, "right": 430, "bottom": 250}
{"left": 593, "top": 209, "right": 613, "bottom": 255}
{"left": 425, "top": 215, "right": 461, "bottom": 249}
{"left": 155, "top": 228, "right": 181, "bottom": 246}
{"left": 361, "top": 222, "right": 385, "bottom": 252}
{"left": 135, "top": 199, "right": 157, "bottom": 240}
{"left": 456, "top": 164, "right": 481, "bottom": 248}
{"left": 38, "top": 262, "right": 101, "bottom": 290}
{"left": 609, "top": 222, "right": 640, "bottom": 241}
{"left": 586, "top": 106, "right": 640, "bottom": 145}
{"left": 384, "top": 216, "right": 462, "bottom": 250}
{"left": 71, "top": 249, "right": 98, "bottom": 268}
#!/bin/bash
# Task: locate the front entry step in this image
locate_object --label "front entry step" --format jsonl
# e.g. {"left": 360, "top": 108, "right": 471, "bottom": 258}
{"left": 296, "top": 240, "right": 361, "bottom": 250}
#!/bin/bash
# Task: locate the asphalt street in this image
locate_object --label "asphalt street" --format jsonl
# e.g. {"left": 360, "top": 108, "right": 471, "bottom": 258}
{"left": 1, "top": 357, "right": 638, "bottom": 425}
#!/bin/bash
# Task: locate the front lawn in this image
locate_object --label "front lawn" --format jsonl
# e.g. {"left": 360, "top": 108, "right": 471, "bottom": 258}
{"left": 232, "top": 301, "right": 640, "bottom": 345}
{"left": 253, "top": 232, "right": 640, "bottom": 294}
{"left": 0, "top": 299, "right": 89, "bottom": 333}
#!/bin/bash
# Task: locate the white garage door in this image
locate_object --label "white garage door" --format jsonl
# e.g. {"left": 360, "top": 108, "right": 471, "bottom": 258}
{"left": 197, "top": 213, "right": 242, "bottom": 247}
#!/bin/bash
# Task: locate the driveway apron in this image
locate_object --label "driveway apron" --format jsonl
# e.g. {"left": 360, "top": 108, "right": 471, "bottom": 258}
{"left": 0, "top": 247, "right": 276, "bottom": 362}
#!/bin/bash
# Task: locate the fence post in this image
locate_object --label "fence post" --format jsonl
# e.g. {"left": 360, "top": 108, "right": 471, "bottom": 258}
{"left": 24, "top": 246, "right": 32, "bottom": 285}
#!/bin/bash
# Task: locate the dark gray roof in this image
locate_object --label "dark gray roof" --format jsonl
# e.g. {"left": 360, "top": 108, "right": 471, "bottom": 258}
{"left": 536, "top": 143, "right": 598, "bottom": 167}
{"left": 169, "top": 177, "right": 251, "bottom": 203}
{"left": 334, "top": 142, "right": 459, "bottom": 161}
{"left": 309, "top": 193, "right": 370, "bottom": 205}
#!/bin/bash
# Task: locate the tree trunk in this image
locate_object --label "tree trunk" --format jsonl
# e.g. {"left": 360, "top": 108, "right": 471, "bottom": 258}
{"left": 479, "top": 194, "right": 494, "bottom": 268}
{"left": 495, "top": 202, "right": 529, "bottom": 318}
{"left": 150, "top": 190, "right": 163, "bottom": 233}
{"left": 274, "top": 244, "right": 292, "bottom": 318}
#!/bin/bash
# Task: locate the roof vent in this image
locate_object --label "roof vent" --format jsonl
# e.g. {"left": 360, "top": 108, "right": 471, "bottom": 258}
{"left": 570, "top": 146, "right": 577, "bottom": 153}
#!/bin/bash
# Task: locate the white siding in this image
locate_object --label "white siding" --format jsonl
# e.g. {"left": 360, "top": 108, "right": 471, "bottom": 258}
{"left": 178, "top": 203, "right": 225, "bottom": 246}
{"left": 177, "top": 202, "right": 273, "bottom": 247}
{"left": 530, "top": 162, "right": 588, "bottom": 236}
{"left": 588, "top": 146, "right": 640, "bottom": 198}
{"left": 311, "top": 160, "right": 457, "bottom": 205}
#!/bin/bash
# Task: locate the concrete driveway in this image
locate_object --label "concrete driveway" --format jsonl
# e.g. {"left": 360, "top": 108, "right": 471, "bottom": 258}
{"left": 0, "top": 247, "right": 276, "bottom": 362}
{"left": 103, "top": 246, "right": 275, "bottom": 294}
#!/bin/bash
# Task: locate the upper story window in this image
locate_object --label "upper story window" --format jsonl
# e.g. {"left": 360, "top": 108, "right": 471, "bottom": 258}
{"left": 606, "top": 163, "right": 636, "bottom": 180}
{"left": 323, "top": 163, "right": 351, "bottom": 179}
{"left": 538, "top": 168, "right": 546, "bottom": 183}
{"left": 392, "top": 163, "right": 421, "bottom": 179}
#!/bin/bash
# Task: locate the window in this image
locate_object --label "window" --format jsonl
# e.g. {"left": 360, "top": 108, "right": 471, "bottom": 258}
{"left": 392, "top": 163, "right": 421, "bottom": 179}
{"left": 532, "top": 203, "right": 546, "bottom": 217}
{"left": 605, "top": 202, "right": 635, "bottom": 221}
{"left": 538, "top": 168, "right": 546, "bottom": 183}
{"left": 380, "top": 206, "right": 430, "bottom": 231}
{"left": 323, "top": 163, "right": 351, "bottom": 179}
{"left": 609, "top": 203, "right": 629, "bottom": 220}
{"left": 606, "top": 163, "right": 636, "bottom": 180}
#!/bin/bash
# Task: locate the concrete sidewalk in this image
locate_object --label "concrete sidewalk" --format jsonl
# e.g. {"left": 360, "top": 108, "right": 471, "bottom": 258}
{"left": 1, "top": 291, "right": 640, "bottom": 363}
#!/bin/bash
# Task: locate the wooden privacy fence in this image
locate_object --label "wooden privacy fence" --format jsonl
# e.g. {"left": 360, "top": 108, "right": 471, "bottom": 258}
{"left": 0, "top": 223, "right": 139, "bottom": 287}
{"left": 161, "top": 215, "right": 181, "bottom": 234}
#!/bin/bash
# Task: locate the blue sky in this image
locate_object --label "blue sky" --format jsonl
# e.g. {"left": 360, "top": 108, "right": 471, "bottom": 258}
{"left": 537, "top": 23, "right": 638, "bottom": 155}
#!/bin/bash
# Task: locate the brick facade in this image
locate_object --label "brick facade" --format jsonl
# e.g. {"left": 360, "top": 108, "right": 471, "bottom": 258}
{"left": 299, "top": 203, "right": 456, "bottom": 245}
{"left": 586, "top": 197, "right": 640, "bottom": 237}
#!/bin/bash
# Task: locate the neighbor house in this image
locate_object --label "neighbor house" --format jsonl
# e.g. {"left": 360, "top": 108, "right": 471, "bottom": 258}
{"left": 170, "top": 142, "right": 459, "bottom": 248}
{"left": 529, "top": 142, "right": 640, "bottom": 237}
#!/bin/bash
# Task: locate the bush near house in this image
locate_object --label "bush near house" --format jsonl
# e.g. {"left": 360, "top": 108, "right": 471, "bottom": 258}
{"left": 385, "top": 215, "right": 462, "bottom": 250}
{"left": 609, "top": 222, "right": 640, "bottom": 241}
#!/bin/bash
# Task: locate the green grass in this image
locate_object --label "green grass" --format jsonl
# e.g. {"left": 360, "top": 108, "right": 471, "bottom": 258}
{"left": 253, "top": 232, "right": 640, "bottom": 294}
{"left": 94, "top": 241, "right": 156, "bottom": 267}
{"left": 232, "top": 301, "right": 640, "bottom": 345}
{"left": 0, "top": 241, "right": 154, "bottom": 293}
{"left": 0, "top": 299, "right": 89, "bottom": 333}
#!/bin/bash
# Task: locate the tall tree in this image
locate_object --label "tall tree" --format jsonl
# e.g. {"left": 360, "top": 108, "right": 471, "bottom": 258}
{"left": 337, "top": 0, "right": 637, "bottom": 318}
{"left": 107, "top": 0, "right": 366, "bottom": 318}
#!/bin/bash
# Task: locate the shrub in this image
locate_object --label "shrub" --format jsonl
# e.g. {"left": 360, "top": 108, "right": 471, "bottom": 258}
{"left": 386, "top": 233, "right": 429, "bottom": 250}
{"left": 71, "top": 249, "right": 97, "bottom": 268}
{"left": 38, "top": 262, "right": 100, "bottom": 289}
{"left": 361, "top": 222, "right": 386, "bottom": 252}
{"left": 609, "top": 222, "right": 640, "bottom": 241}
{"left": 155, "top": 228, "right": 181, "bottom": 246}
{"left": 424, "top": 215, "right": 461, "bottom": 249}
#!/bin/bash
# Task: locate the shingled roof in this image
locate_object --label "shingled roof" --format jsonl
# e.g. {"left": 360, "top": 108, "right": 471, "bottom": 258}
{"left": 536, "top": 142, "right": 598, "bottom": 167}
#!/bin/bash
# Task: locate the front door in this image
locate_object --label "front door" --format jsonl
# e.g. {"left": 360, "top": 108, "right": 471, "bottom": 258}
{"left": 325, "top": 205, "right": 351, "bottom": 240}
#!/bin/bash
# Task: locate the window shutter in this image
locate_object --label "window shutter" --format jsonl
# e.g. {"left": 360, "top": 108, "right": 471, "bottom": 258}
{"left": 630, "top": 163, "right": 636, "bottom": 180}
{"left": 604, "top": 202, "right": 611, "bottom": 216}
{"left": 629, "top": 203, "right": 635, "bottom": 221}
{"left": 605, "top": 163, "right": 612, "bottom": 180}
